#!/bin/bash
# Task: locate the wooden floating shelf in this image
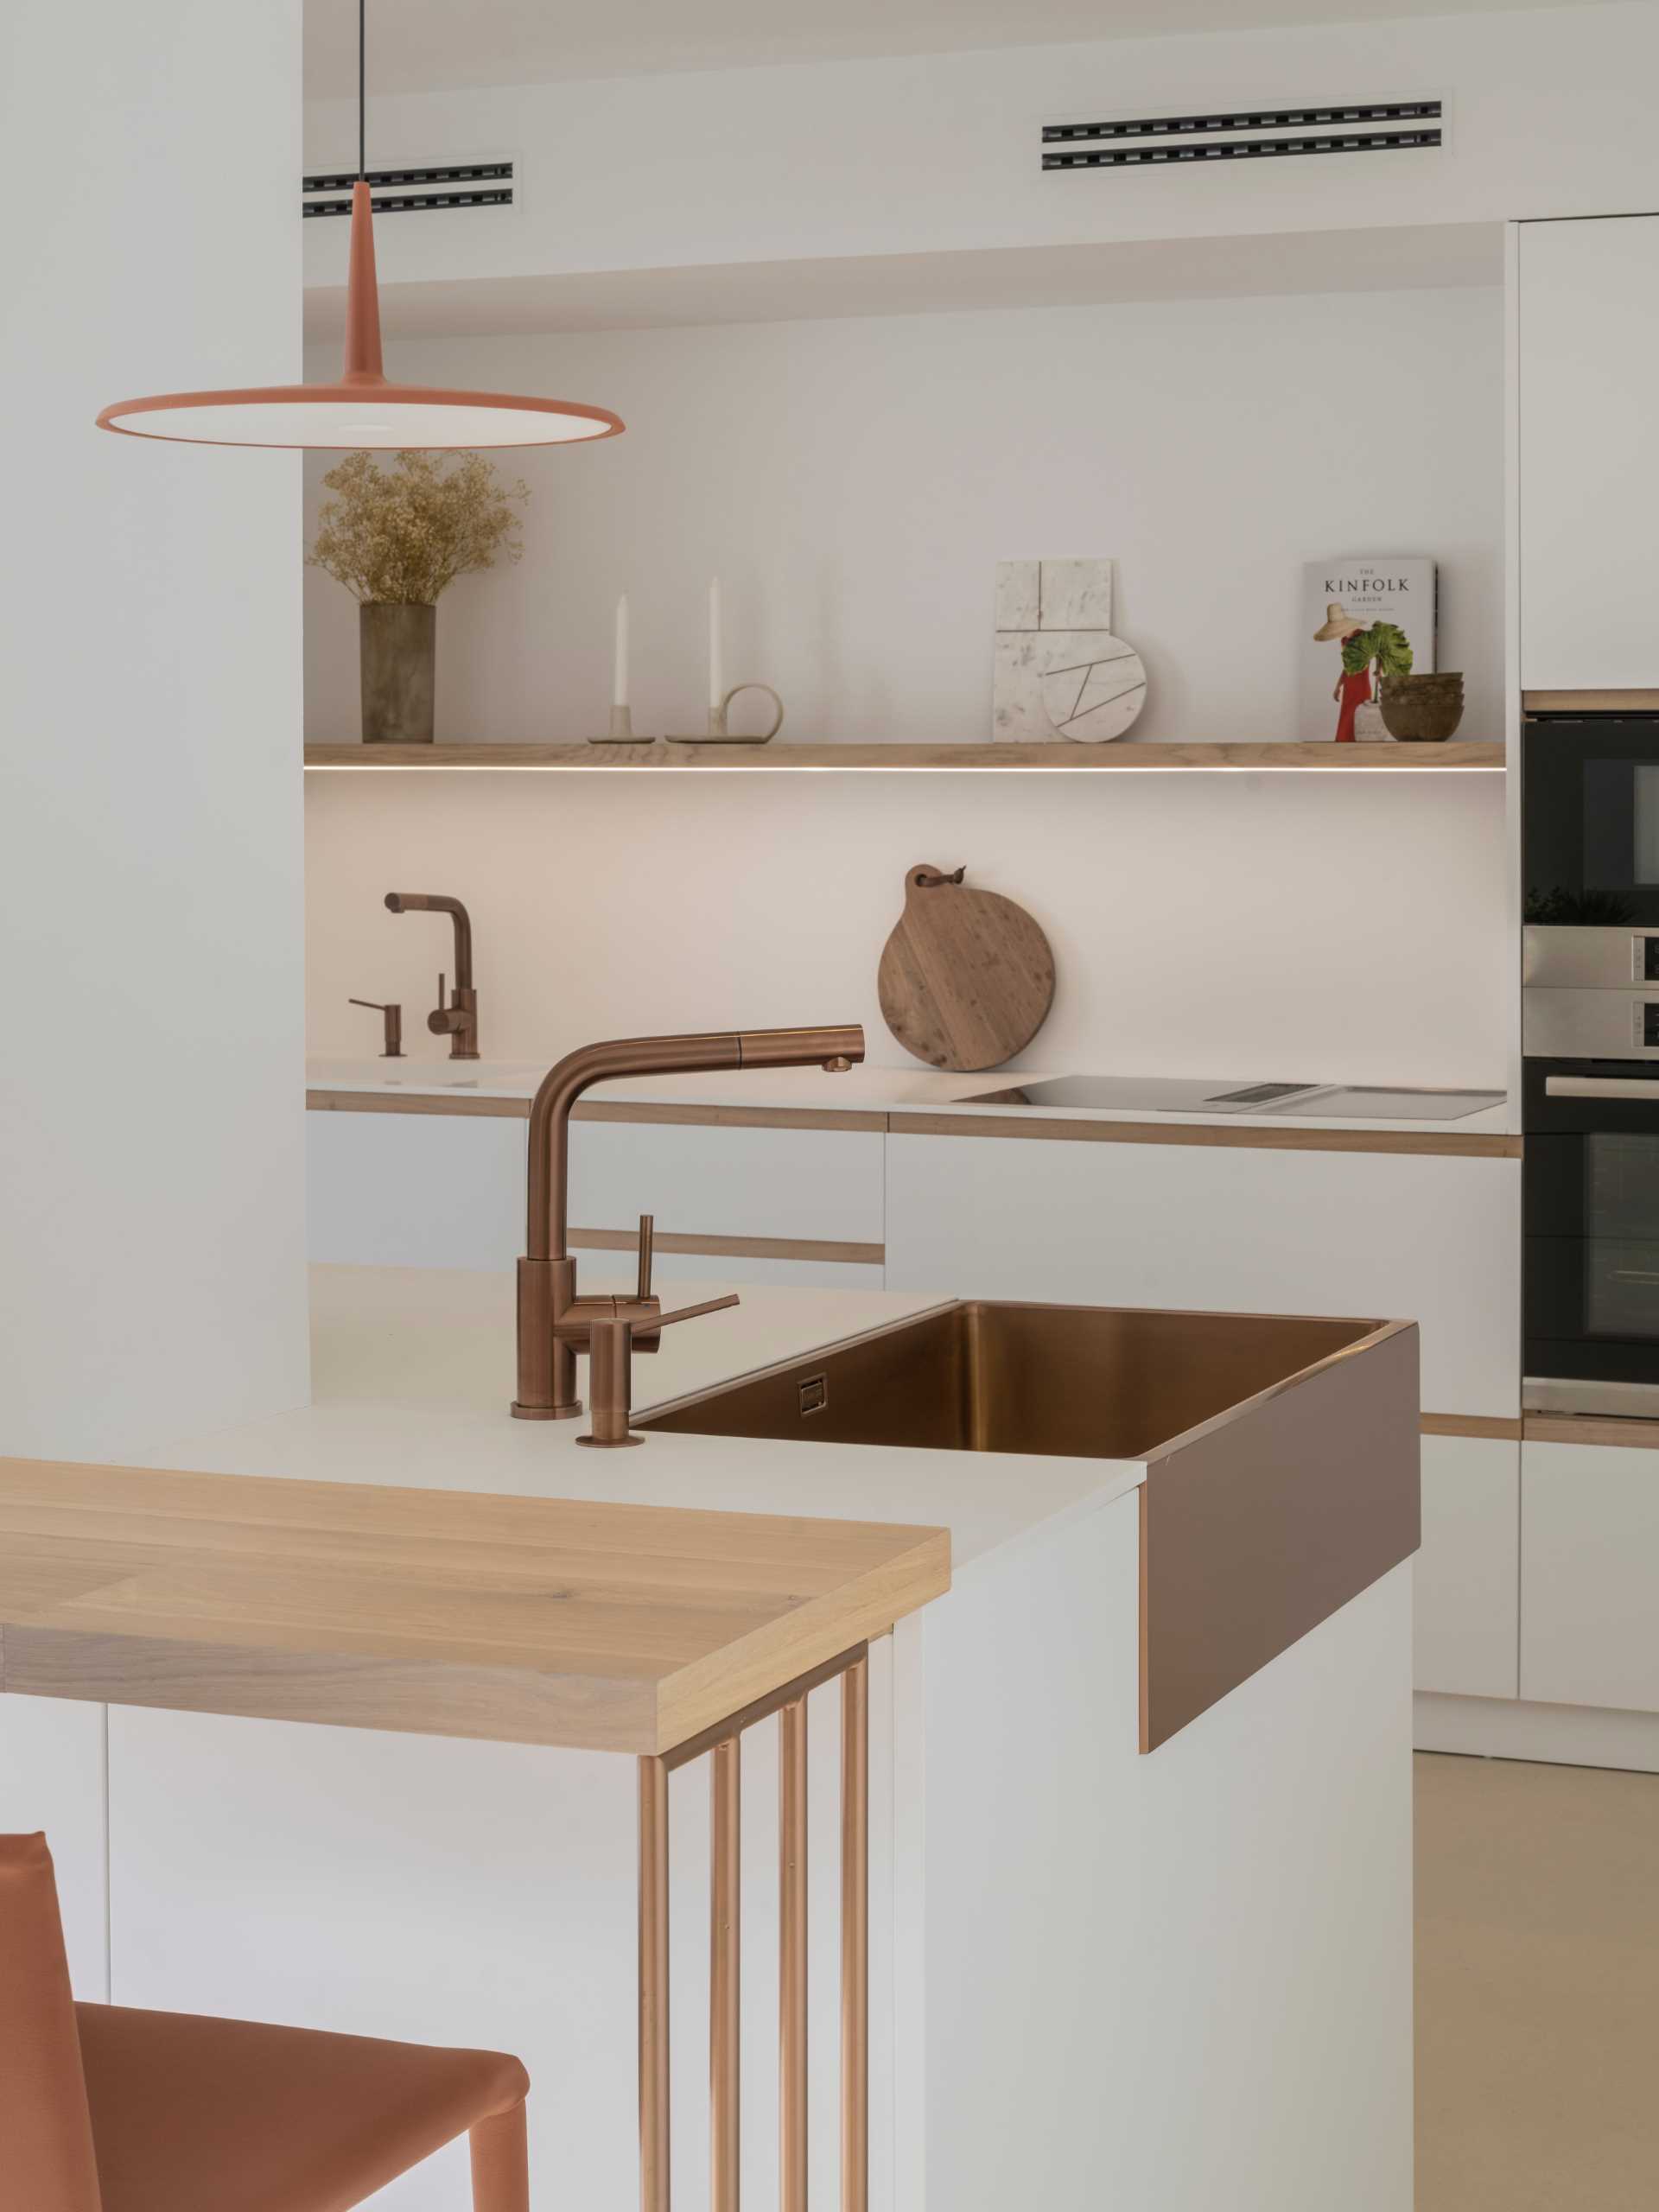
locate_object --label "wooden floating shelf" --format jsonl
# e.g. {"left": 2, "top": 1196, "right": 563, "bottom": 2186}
{"left": 303, "top": 740, "right": 1506, "bottom": 772}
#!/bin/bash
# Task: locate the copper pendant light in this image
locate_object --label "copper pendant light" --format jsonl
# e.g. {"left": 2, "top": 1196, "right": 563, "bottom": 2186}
{"left": 96, "top": 1, "right": 623, "bottom": 452}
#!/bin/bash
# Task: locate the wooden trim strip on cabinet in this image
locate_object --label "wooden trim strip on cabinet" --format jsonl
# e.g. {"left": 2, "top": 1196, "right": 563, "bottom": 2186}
{"left": 1421, "top": 1413, "right": 1524, "bottom": 1442}
{"left": 307, "top": 1090, "right": 1520, "bottom": 1156}
{"left": 1522, "top": 1413, "right": 1659, "bottom": 1449}
{"left": 887, "top": 1112, "right": 1522, "bottom": 1160}
{"left": 305, "top": 1090, "right": 886, "bottom": 1134}
{"left": 569, "top": 1100, "right": 889, "bottom": 1135}
{"left": 1522, "top": 690, "right": 1659, "bottom": 716}
{"left": 571, "top": 1228, "right": 884, "bottom": 1267}
{"left": 308, "top": 1088, "right": 530, "bottom": 1119}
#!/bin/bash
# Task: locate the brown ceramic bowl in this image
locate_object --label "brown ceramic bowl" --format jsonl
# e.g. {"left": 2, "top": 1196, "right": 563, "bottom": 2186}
{"left": 1378, "top": 672, "right": 1465, "bottom": 741}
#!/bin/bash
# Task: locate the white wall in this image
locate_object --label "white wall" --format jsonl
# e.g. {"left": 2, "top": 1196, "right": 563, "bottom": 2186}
{"left": 304, "top": 284, "right": 1504, "bottom": 747}
{"left": 306, "top": 765, "right": 1508, "bottom": 1087}
{"left": 0, "top": 0, "right": 310, "bottom": 1459}
{"left": 303, "top": 3, "right": 1659, "bottom": 297}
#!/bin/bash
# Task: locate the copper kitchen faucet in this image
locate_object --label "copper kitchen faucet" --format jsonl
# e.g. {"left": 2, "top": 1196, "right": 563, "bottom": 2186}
{"left": 385, "top": 892, "right": 480, "bottom": 1058}
{"left": 512, "top": 1027, "right": 864, "bottom": 1422}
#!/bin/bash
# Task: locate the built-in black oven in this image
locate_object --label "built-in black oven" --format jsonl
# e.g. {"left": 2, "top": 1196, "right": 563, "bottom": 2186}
{"left": 1524, "top": 1060, "right": 1659, "bottom": 1414}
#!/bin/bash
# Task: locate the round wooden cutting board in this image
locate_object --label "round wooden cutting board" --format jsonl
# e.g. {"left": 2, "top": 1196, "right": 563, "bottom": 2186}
{"left": 877, "top": 863, "right": 1056, "bottom": 1071}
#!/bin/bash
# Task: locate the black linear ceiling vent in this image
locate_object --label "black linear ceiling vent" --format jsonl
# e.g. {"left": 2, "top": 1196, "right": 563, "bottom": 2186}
{"left": 1043, "top": 99, "right": 1442, "bottom": 171}
{"left": 302, "top": 160, "right": 512, "bottom": 218}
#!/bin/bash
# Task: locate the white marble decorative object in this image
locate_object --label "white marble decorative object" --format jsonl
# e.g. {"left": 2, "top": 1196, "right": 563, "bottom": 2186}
{"left": 992, "top": 558, "right": 1147, "bottom": 743}
{"left": 994, "top": 560, "right": 1042, "bottom": 632}
{"left": 1037, "top": 557, "right": 1114, "bottom": 632}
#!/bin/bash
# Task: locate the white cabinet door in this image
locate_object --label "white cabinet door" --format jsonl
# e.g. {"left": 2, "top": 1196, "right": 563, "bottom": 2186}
{"left": 1522, "top": 1439, "right": 1659, "bottom": 1711}
{"left": 308, "top": 1110, "right": 885, "bottom": 1285}
{"left": 1416, "top": 1436, "right": 1519, "bottom": 1699}
{"left": 1519, "top": 215, "right": 1659, "bottom": 691}
{"left": 569, "top": 1119, "right": 884, "bottom": 1248}
{"left": 886, "top": 1133, "right": 1520, "bottom": 1417}
{"left": 0, "top": 1696, "right": 108, "bottom": 1997}
{"left": 308, "top": 1110, "right": 525, "bottom": 1270}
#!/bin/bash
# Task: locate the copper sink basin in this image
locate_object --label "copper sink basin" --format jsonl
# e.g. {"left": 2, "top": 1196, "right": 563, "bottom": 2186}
{"left": 642, "top": 1296, "right": 1421, "bottom": 1753}
{"left": 635, "top": 1299, "right": 1385, "bottom": 1463}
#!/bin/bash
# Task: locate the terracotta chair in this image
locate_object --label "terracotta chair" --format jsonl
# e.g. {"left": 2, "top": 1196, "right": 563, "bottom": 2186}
{"left": 0, "top": 1832, "right": 530, "bottom": 2212}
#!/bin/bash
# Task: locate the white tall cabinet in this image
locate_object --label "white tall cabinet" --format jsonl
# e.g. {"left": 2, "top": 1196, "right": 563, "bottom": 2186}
{"left": 1501, "top": 211, "right": 1659, "bottom": 1766}
{"left": 1518, "top": 213, "right": 1659, "bottom": 692}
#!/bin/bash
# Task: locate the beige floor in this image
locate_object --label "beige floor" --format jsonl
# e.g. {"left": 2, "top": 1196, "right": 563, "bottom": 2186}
{"left": 1416, "top": 1751, "right": 1659, "bottom": 2210}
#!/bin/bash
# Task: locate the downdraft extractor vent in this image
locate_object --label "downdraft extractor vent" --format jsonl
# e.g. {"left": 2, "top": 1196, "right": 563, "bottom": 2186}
{"left": 1043, "top": 99, "right": 1442, "bottom": 172}
{"left": 302, "top": 160, "right": 513, "bottom": 219}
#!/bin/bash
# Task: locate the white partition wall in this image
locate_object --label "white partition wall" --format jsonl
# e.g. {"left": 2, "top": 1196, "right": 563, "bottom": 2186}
{"left": 0, "top": 0, "right": 307, "bottom": 1966}
{"left": 0, "top": 0, "right": 308, "bottom": 1461}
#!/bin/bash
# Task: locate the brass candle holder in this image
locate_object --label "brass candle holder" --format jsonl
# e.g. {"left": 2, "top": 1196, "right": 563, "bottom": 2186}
{"left": 668, "top": 684, "right": 785, "bottom": 747}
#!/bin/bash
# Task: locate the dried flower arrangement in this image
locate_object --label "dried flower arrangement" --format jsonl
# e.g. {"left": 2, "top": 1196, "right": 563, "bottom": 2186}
{"left": 308, "top": 449, "right": 528, "bottom": 606}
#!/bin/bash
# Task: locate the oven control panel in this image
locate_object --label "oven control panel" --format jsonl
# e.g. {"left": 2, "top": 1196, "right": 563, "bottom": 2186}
{"left": 1525, "top": 927, "right": 1659, "bottom": 1058}
{"left": 1526, "top": 988, "right": 1659, "bottom": 1059}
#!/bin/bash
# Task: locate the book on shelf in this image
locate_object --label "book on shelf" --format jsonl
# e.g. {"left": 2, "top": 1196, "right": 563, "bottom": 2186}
{"left": 1300, "top": 556, "right": 1437, "bottom": 742}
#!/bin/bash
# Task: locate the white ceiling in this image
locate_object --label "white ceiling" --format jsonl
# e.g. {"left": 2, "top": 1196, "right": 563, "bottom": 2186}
{"left": 307, "top": 0, "right": 1603, "bottom": 99}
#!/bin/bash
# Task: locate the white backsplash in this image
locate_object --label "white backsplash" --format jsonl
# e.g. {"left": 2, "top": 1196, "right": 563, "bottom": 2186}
{"left": 306, "top": 765, "right": 1509, "bottom": 1090}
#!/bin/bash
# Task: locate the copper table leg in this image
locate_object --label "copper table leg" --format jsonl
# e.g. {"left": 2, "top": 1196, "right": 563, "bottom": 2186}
{"left": 638, "top": 1647, "right": 872, "bottom": 2212}
{"left": 639, "top": 1755, "right": 671, "bottom": 2212}
{"left": 779, "top": 1696, "right": 809, "bottom": 2212}
{"left": 841, "top": 1655, "right": 869, "bottom": 2212}
{"left": 712, "top": 1738, "right": 741, "bottom": 2212}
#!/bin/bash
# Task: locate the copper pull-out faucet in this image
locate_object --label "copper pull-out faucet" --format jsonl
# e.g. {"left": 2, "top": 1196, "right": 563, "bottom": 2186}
{"left": 384, "top": 893, "right": 480, "bottom": 1059}
{"left": 512, "top": 1024, "right": 866, "bottom": 1421}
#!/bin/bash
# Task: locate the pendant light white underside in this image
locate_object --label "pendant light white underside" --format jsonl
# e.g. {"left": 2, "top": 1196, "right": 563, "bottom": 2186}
{"left": 99, "top": 397, "right": 620, "bottom": 449}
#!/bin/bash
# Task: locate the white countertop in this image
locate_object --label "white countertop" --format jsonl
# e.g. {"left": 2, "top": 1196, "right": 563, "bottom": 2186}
{"left": 307, "top": 1056, "right": 1514, "bottom": 1138}
{"left": 142, "top": 1265, "right": 1135, "bottom": 1573}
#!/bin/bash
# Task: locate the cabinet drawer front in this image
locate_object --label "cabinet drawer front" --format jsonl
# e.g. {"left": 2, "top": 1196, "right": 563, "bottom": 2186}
{"left": 1416, "top": 1437, "right": 1519, "bottom": 1700}
{"left": 1522, "top": 1440, "right": 1659, "bottom": 1712}
{"left": 885, "top": 1134, "right": 1520, "bottom": 1416}
{"left": 569, "top": 1122, "right": 885, "bottom": 1246}
{"left": 308, "top": 1111, "right": 524, "bottom": 1271}
{"left": 308, "top": 1115, "right": 886, "bottom": 1274}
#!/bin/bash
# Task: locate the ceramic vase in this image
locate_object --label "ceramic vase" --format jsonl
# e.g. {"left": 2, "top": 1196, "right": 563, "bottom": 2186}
{"left": 360, "top": 602, "right": 436, "bottom": 745}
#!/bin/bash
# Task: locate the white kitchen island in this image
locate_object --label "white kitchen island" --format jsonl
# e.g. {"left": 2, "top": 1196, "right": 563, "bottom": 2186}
{"left": 0, "top": 1266, "right": 1416, "bottom": 2212}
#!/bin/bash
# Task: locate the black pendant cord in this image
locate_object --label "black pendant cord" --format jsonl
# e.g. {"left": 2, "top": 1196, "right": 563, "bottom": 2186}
{"left": 358, "top": 0, "right": 366, "bottom": 181}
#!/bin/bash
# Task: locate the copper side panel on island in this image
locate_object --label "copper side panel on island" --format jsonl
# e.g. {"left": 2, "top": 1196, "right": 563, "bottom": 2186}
{"left": 1139, "top": 1322, "right": 1421, "bottom": 1752}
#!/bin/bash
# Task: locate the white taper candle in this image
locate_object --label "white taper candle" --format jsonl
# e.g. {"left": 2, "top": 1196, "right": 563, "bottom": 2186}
{"left": 708, "top": 576, "right": 723, "bottom": 710}
{"left": 613, "top": 594, "right": 629, "bottom": 708}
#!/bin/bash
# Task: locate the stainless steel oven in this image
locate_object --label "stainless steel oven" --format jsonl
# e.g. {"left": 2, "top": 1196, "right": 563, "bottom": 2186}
{"left": 1523, "top": 711, "right": 1659, "bottom": 1412}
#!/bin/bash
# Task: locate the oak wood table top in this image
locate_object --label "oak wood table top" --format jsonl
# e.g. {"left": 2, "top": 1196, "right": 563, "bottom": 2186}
{"left": 0, "top": 1456, "right": 950, "bottom": 1756}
